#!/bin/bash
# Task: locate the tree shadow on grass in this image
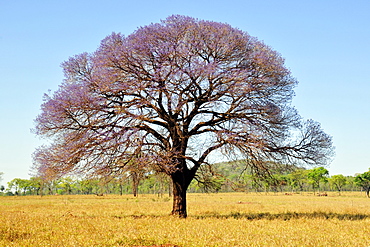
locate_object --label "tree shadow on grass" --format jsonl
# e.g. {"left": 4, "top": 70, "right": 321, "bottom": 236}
{"left": 113, "top": 211, "right": 369, "bottom": 221}
{"left": 192, "top": 211, "right": 370, "bottom": 220}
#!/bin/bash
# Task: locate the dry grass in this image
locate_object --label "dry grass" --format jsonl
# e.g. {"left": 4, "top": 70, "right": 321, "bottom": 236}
{"left": 1, "top": 192, "right": 370, "bottom": 246}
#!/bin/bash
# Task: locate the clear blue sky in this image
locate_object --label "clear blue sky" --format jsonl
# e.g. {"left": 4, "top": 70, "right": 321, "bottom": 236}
{"left": 1, "top": 0, "right": 370, "bottom": 185}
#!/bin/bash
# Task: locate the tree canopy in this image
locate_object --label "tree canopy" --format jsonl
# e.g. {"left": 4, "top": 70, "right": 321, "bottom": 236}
{"left": 329, "top": 174, "right": 347, "bottom": 194}
{"left": 354, "top": 170, "right": 370, "bottom": 198}
{"left": 33, "top": 15, "right": 334, "bottom": 217}
{"left": 307, "top": 167, "right": 329, "bottom": 193}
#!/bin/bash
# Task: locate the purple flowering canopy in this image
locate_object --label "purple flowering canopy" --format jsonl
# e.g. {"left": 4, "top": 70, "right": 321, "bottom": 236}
{"left": 33, "top": 15, "right": 334, "bottom": 217}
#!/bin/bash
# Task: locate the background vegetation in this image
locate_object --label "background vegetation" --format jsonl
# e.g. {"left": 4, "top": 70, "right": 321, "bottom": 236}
{"left": 1, "top": 163, "right": 369, "bottom": 198}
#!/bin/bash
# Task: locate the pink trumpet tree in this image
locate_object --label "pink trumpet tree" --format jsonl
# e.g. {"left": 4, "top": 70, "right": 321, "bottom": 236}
{"left": 33, "top": 15, "right": 334, "bottom": 218}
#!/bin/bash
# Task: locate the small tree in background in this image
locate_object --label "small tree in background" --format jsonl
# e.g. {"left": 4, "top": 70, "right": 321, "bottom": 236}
{"left": 307, "top": 167, "right": 329, "bottom": 194}
{"left": 288, "top": 169, "right": 308, "bottom": 192}
{"left": 33, "top": 15, "right": 334, "bottom": 217}
{"left": 354, "top": 170, "right": 370, "bottom": 198}
{"left": 7, "top": 178, "right": 28, "bottom": 195}
{"left": 329, "top": 174, "right": 347, "bottom": 195}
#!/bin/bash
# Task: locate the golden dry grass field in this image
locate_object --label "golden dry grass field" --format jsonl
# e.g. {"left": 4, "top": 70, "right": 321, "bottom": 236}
{"left": 1, "top": 192, "right": 370, "bottom": 246}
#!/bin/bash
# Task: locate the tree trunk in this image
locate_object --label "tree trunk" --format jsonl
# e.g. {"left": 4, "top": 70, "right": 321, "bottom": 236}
{"left": 132, "top": 180, "right": 138, "bottom": 197}
{"left": 170, "top": 170, "right": 194, "bottom": 218}
{"left": 131, "top": 172, "right": 139, "bottom": 197}
{"left": 171, "top": 178, "right": 187, "bottom": 218}
{"left": 119, "top": 182, "right": 123, "bottom": 196}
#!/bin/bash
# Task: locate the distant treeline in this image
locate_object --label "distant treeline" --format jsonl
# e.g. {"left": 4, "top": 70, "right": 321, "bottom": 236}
{"left": 1, "top": 161, "right": 370, "bottom": 197}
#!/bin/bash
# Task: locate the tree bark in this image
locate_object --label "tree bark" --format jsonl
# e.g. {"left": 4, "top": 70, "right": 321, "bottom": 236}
{"left": 170, "top": 169, "right": 195, "bottom": 218}
{"left": 171, "top": 175, "right": 188, "bottom": 218}
{"left": 131, "top": 172, "right": 139, "bottom": 197}
{"left": 132, "top": 179, "right": 138, "bottom": 197}
{"left": 119, "top": 182, "right": 123, "bottom": 196}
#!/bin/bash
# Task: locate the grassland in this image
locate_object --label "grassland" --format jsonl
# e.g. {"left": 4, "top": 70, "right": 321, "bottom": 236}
{"left": 1, "top": 192, "right": 370, "bottom": 246}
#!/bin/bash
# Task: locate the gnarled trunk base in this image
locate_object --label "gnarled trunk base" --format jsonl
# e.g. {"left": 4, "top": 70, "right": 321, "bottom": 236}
{"left": 171, "top": 180, "right": 187, "bottom": 218}
{"left": 170, "top": 171, "right": 194, "bottom": 218}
